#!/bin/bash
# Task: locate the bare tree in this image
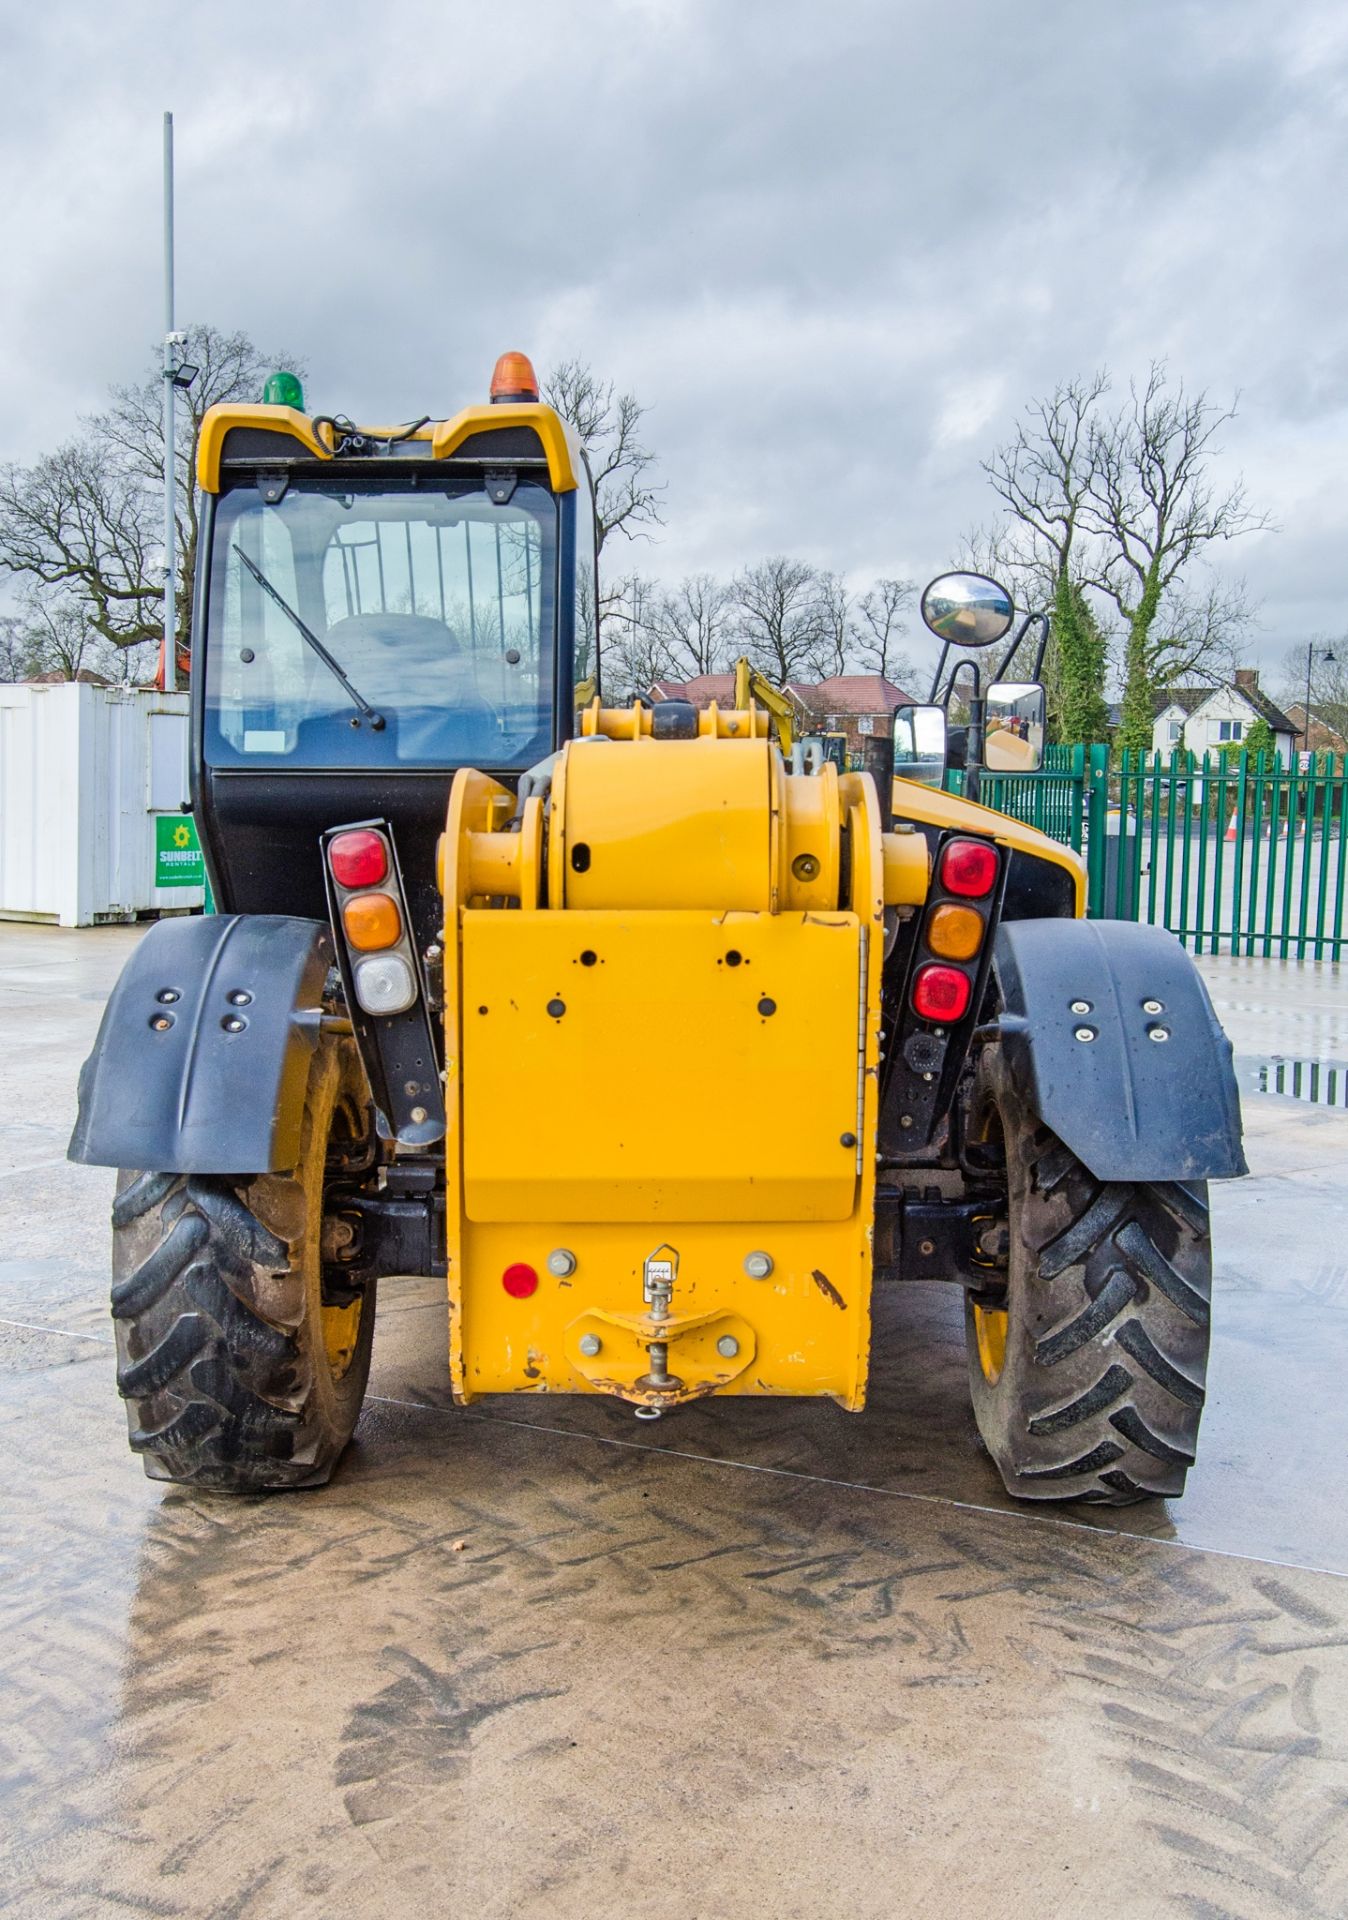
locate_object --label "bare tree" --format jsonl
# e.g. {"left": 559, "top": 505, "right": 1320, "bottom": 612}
{"left": 854, "top": 577, "right": 916, "bottom": 685}
{"left": 983, "top": 372, "right": 1110, "bottom": 602}
{"left": 0, "top": 615, "right": 34, "bottom": 680}
{"left": 1081, "top": 364, "right": 1271, "bottom": 751}
{"left": 599, "top": 571, "right": 670, "bottom": 701}
{"left": 981, "top": 373, "right": 1113, "bottom": 743}
{"left": 649, "top": 573, "right": 735, "bottom": 678}
{"left": 543, "top": 359, "right": 664, "bottom": 555}
{"left": 732, "top": 556, "right": 825, "bottom": 683}
{"left": 0, "top": 437, "right": 161, "bottom": 650}
{"left": 97, "top": 324, "right": 301, "bottom": 653}
{"left": 813, "top": 571, "right": 854, "bottom": 678}
{"left": 0, "top": 324, "right": 300, "bottom": 672}
{"left": 1277, "top": 637, "right": 1348, "bottom": 744}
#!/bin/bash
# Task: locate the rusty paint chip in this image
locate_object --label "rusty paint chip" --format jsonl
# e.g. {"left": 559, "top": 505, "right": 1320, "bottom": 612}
{"left": 811, "top": 1268, "right": 846, "bottom": 1310}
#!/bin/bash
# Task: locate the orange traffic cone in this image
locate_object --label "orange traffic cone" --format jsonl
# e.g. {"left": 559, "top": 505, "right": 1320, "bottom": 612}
{"left": 1224, "top": 806, "right": 1238, "bottom": 842}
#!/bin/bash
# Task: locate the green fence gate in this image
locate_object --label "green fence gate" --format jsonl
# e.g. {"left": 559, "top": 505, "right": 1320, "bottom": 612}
{"left": 944, "top": 746, "right": 1348, "bottom": 958}
{"left": 1094, "top": 749, "right": 1348, "bottom": 959}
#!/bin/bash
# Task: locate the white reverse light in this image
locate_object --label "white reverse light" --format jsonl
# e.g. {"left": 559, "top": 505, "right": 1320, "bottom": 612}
{"left": 353, "top": 953, "right": 417, "bottom": 1016}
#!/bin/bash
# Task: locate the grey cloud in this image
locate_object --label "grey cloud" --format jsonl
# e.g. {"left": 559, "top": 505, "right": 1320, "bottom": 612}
{"left": 2, "top": 0, "right": 1345, "bottom": 678}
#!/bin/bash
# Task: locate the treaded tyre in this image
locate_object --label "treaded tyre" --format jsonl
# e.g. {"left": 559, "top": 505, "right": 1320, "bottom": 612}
{"left": 109, "top": 1033, "right": 375, "bottom": 1490}
{"left": 964, "top": 1044, "right": 1212, "bottom": 1506}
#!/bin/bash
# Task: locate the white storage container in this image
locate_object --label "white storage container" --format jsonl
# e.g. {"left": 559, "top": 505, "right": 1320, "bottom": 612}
{"left": 0, "top": 683, "right": 204, "bottom": 925}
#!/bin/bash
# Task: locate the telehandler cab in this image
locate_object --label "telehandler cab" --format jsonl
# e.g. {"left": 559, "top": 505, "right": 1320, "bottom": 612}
{"left": 70, "top": 354, "right": 1245, "bottom": 1505}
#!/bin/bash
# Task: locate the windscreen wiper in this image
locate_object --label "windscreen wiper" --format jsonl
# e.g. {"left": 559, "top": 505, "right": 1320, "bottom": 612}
{"left": 232, "top": 545, "right": 385, "bottom": 731}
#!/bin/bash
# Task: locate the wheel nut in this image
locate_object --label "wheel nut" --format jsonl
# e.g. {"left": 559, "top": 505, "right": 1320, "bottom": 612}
{"left": 578, "top": 1332, "right": 601, "bottom": 1357}
{"left": 547, "top": 1248, "right": 577, "bottom": 1277}
{"left": 716, "top": 1335, "right": 740, "bottom": 1358}
{"left": 744, "top": 1251, "right": 773, "bottom": 1279}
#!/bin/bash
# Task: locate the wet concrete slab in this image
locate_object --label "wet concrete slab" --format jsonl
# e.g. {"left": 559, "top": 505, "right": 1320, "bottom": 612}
{"left": 3, "top": 926, "right": 1348, "bottom": 1917}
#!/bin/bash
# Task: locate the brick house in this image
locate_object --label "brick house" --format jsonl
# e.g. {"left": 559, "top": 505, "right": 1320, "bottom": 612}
{"left": 649, "top": 671, "right": 918, "bottom": 764}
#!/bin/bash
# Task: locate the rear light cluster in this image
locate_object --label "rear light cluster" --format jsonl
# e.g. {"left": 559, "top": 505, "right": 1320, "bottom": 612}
{"left": 909, "top": 837, "right": 1000, "bottom": 1028}
{"left": 326, "top": 827, "right": 420, "bottom": 1017}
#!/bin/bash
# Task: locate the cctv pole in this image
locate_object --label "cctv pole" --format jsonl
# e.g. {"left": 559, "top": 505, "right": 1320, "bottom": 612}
{"left": 161, "top": 111, "right": 177, "bottom": 693}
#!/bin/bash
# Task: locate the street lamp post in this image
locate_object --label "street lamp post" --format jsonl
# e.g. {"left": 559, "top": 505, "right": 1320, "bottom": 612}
{"left": 1302, "top": 641, "right": 1338, "bottom": 761}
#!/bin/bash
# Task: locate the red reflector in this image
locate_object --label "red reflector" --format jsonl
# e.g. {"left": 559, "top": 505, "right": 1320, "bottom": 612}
{"left": 329, "top": 829, "right": 388, "bottom": 889}
{"left": 940, "top": 838, "right": 998, "bottom": 898}
{"left": 912, "top": 963, "right": 972, "bottom": 1023}
{"left": 502, "top": 1262, "right": 538, "bottom": 1299}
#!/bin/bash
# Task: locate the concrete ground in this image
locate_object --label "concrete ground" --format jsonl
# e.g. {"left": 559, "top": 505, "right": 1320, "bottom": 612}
{"left": 2, "top": 924, "right": 1347, "bottom": 1919}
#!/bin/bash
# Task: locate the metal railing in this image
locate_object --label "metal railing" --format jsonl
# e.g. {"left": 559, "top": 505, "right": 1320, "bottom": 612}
{"left": 942, "top": 745, "right": 1348, "bottom": 958}
{"left": 1097, "top": 750, "right": 1348, "bottom": 959}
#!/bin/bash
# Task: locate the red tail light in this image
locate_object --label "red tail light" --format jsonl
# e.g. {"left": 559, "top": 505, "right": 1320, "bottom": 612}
{"left": 912, "top": 963, "right": 972, "bottom": 1023}
{"left": 940, "top": 838, "right": 998, "bottom": 898}
{"left": 329, "top": 828, "right": 389, "bottom": 889}
{"left": 502, "top": 1262, "right": 539, "bottom": 1299}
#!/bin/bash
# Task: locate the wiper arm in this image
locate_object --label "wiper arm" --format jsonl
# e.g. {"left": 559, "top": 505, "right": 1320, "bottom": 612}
{"left": 232, "top": 545, "right": 385, "bottom": 731}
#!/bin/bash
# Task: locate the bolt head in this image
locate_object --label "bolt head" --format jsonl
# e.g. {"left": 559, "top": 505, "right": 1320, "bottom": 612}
{"left": 1148, "top": 1026, "right": 1170, "bottom": 1043}
{"left": 1143, "top": 998, "right": 1164, "bottom": 1015}
{"left": 409, "top": 1105, "right": 427, "bottom": 1123}
{"left": 1074, "top": 1026, "right": 1096, "bottom": 1043}
{"left": 1070, "top": 999, "right": 1092, "bottom": 1015}
{"left": 744, "top": 1251, "right": 773, "bottom": 1279}
{"left": 578, "top": 1332, "right": 601, "bottom": 1357}
{"left": 716, "top": 1334, "right": 740, "bottom": 1359}
{"left": 547, "top": 1248, "right": 577, "bottom": 1278}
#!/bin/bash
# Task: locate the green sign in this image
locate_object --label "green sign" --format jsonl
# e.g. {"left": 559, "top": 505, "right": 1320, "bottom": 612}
{"left": 155, "top": 814, "right": 205, "bottom": 890}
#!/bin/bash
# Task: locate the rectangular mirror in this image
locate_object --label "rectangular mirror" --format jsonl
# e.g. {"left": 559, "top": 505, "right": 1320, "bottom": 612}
{"left": 893, "top": 703, "right": 948, "bottom": 788}
{"left": 984, "top": 682, "right": 1045, "bottom": 771}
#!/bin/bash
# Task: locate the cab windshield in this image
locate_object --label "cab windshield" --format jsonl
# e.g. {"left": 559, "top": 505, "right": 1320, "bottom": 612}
{"left": 204, "top": 479, "right": 556, "bottom": 768}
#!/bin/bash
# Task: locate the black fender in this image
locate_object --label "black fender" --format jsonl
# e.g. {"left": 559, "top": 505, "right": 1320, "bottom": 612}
{"left": 990, "top": 918, "right": 1246, "bottom": 1184}
{"left": 68, "top": 914, "right": 335, "bottom": 1175}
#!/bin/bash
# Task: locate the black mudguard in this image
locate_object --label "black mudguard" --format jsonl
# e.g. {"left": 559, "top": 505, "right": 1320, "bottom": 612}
{"left": 68, "top": 914, "right": 334, "bottom": 1175}
{"left": 991, "top": 918, "right": 1246, "bottom": 1184}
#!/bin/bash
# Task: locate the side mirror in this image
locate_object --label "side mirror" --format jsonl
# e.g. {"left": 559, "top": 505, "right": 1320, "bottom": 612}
{"left": 984, "top": 681, "right": 1046, "bottom": 771}
{"left": 920, "top": 572, "right": 1014, "bottom": 649}
{"left": 893, "top": 703, "right": 948, "bottom": 788}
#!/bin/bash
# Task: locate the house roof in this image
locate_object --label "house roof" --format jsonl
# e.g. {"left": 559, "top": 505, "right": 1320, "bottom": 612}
{"left": 648, "top": 673, "right": 738, "bottom": 706}
{"left": 649, "top": 670, "right": 919, "bottom": 716}
{"left": 1285, "top": 702, "right": 1348, "bottom": 747}
{"left": 24, "top": 667, "right": 115, "bottom": 686}
{"left": 1157, "top": 678, "right": 1296, "bottom": 735}
{"left": 1239, "top": 684, "right": 1297, "bottom": 734}
{"left": 786, "top": 674, "right": 918, "bottom": 716}
{"left": 1152, "top": 687, "right": 1209, "bottom": 717}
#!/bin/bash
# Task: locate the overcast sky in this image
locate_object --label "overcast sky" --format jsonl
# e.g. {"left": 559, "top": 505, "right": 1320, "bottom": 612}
{"left": 3, "top": 0, "right": 1344, "bottom": 687}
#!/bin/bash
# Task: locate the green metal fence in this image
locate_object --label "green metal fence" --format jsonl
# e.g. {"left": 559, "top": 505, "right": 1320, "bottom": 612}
{"left": 942, "top": 745, "right": 1348, "bottom": 958}
{"left": 945, "top": 744, "right": 1089, "bottom": 852}
{"left": 1095, "top": 749, "right": 1348, "bottom": 959}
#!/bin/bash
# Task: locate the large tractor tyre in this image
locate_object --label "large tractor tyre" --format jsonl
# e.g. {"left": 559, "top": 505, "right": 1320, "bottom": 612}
{"left": 963, "top": 1046, "right": 1212, "bottom": 1506}
{"left": 109, "top": 1035, "right": 376, "bottom": 1491}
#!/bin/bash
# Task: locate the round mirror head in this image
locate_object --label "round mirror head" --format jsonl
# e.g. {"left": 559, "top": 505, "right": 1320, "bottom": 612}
{"left": 920, "top": 572, "right": 1014, "bottom": 648}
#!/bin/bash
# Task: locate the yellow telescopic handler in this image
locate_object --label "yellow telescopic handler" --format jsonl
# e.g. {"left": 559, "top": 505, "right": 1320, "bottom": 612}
{"left": 70, "top": 354, "right": 1245, "bottom": 1506}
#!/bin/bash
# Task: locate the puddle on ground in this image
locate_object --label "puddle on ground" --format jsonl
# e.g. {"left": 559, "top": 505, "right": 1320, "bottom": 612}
{"left": 1239, "top": 1053, "right": 1348, "bottom": 1108}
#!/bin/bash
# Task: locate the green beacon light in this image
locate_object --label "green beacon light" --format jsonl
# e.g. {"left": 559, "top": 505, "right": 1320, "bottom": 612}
{"left": 262, "top": 370, "right": 305, "bottom": 410}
